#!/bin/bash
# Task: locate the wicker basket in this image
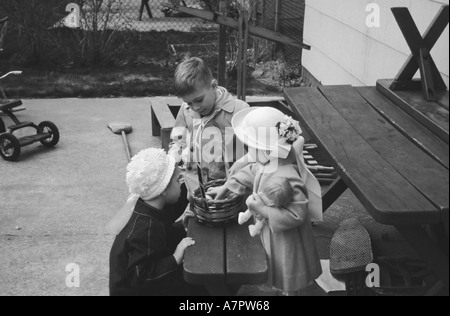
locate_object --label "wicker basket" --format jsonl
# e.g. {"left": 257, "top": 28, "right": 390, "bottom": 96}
{"left": 192, "top": 179, "right": 246, "bottom": 227}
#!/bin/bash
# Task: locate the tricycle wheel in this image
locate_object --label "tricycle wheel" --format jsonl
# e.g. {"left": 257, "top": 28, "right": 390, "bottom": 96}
{"left": 0, "top": 133, "right": 21, "bottom": 161}
{"left": 37, "top": 121, "right": 60, "bottom": 147}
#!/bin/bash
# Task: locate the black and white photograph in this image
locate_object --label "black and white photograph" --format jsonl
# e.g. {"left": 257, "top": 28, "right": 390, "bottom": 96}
{"left": 0, "top": 0, "right": 448, "bottom": 298}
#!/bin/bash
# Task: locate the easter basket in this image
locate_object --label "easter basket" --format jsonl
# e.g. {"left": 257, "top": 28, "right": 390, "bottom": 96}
{"left": 192, "top": 179, "right": 246, "bottom": 227}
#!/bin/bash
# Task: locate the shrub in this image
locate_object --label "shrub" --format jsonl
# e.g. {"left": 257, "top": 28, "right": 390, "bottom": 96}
{"left": 0, "top": 0, "right": 71, "bottom": 65}
{"left": 0, "top": 0, "right": 130, "bottom": 66}
{"left": 63, "top": 0, "right": 131, "bottom": 66}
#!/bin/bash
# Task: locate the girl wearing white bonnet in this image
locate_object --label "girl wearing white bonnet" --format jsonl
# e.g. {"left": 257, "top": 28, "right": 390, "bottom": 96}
{"left": 210, "top": 107, "right": 323, "bottom": 295}
{"left": 108, "top": 148, "right": 206, "bottom": 296}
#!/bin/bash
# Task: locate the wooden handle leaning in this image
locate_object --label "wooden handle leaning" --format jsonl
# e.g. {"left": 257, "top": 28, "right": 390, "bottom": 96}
{"left": 121, "top": 131, "right": 132, "bottom": 162}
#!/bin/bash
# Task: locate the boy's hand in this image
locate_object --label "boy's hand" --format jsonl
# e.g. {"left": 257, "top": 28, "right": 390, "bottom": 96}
{"left": 173, "top": 237, "right": 195, "bottom": 265}
{"left": 207, "top": 185, "right": 229, "bottom": 200}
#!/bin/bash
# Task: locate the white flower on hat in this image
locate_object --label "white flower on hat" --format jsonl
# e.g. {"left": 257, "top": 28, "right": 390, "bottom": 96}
{"left": 126, "top": 148, "right": 176, "bottom": 201}
{"left": 277, "top": 116, "right": 302, "bottom": 144}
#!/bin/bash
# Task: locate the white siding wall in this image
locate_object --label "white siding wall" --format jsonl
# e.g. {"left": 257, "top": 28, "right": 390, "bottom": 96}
{"left": 302, "top": 0, "right": 449, "bottom": 87}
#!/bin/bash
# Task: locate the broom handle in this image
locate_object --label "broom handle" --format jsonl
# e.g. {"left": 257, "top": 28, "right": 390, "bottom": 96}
{"left": 121, "top": 131, "right": 132, "bottom": 162}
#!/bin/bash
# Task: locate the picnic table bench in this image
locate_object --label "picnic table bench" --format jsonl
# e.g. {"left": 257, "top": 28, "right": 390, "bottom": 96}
{"left": 284, "top": 82, "right": 449, "bottom": 292}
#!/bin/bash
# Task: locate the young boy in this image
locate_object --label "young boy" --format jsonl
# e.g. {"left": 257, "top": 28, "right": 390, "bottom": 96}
{"left": 108, "top": 148, "right": 206, "bottom": 296}
{"left": 169, "top": 57, "right": 250, "bottom": 200}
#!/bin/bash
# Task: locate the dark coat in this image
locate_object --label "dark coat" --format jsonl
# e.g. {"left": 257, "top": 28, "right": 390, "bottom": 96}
{"left": 109, "top": 186, "right": 192, "bottom": 296}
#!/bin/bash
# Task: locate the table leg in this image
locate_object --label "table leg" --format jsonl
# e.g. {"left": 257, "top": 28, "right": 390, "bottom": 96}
{"left": 322, "top": 176, "right": 348, "bottom": 212}
{"left": 150, "top": 104, "right": 161, "bottom": 137}
{"left": 395, "top": 224, "right": 449, "bottom": 290}
{"left": 443, "top": 209, "right": 449, "bottom": 238}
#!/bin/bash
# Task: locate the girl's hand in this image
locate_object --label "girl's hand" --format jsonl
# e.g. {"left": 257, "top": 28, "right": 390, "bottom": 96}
{"left": 246, "top": 194, "right": 269, "bottom": 219}
{"left": 207, "top": 185, "right": 229, "bottom": 200}
{"left": 173, "top": 237, "right": 195, "bottom": 265}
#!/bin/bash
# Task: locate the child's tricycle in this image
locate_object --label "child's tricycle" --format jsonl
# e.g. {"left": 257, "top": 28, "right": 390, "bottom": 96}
{"left": 0, "top": 17, "right": 60, "bottom": 161}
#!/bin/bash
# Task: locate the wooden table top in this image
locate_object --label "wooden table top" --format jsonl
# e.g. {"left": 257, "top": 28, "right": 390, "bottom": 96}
{"left": 284, "top": 84, "right": 449, "bottom": 226}
{"left": 183, "top": 219, "right": 268, "bottom": 291}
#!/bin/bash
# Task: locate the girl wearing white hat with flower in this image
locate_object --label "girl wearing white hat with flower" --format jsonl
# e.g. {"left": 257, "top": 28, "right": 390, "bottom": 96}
{"left": 209, "top": 107, "right": 323, "bottom": 296}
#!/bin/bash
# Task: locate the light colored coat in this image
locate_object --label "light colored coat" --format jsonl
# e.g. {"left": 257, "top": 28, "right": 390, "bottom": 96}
{"left": 227, "top": 149, "right": 322, "bottom": 292}
{"left": 169, "top": 87, "right": 249, "bottom": 199}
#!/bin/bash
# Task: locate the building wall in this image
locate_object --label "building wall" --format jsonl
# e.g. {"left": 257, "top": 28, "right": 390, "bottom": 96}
{"left": 302, "top": 0, "right": 449, "bottom": 87}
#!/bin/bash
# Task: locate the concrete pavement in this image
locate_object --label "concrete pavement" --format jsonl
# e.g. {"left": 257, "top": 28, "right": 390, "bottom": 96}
{"left": 0, "top": 97, "right": 418, "bottom": 296}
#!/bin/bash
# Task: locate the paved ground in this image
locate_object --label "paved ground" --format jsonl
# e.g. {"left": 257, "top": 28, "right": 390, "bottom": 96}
{"left": 0, "top": 97, "right": 419, "bottom": 296}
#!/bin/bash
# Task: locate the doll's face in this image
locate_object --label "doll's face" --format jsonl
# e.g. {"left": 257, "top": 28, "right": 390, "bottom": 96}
{"left": 164, "top": 167, "right": 182, "bottom": 204}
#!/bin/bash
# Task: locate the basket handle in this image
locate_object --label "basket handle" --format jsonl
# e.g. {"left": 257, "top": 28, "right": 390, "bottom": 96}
{"left": 197, "top": 163, "right": 210, "bottom": 212}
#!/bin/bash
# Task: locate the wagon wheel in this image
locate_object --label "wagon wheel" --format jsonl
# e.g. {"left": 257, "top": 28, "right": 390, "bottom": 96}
{"left": 37, "top": 121, "right": 60, "bottom": 148}
{"left": 0, "top": 133, "right": 20, "bottom": 161}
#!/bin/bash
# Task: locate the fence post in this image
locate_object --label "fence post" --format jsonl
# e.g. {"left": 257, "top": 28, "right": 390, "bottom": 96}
{"left": 218, "top": 0, "right": 227, "bottom": 86}
{"left": 237, "top": 10, "right": 249, "bottom": 101}
{"left": 273, "top": 0, "right": 281, "bottom": 59}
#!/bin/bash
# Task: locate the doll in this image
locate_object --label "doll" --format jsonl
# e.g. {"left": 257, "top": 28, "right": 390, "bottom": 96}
{"left": 238, "top": 177, "right": 294, "bottom": 237}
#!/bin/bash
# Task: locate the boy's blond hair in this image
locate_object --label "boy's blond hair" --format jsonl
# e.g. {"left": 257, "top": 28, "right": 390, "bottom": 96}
{"left": 261, "top": 177, "right": 294, "bottom": 209}
{"left": 174, "top": 57, "right": 214, "bottom": 97}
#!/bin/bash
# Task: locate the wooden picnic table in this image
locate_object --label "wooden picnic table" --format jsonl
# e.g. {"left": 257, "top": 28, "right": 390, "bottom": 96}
{"left": 183, "top": 219, "right": 268, "bottom": 296}
{"left": 284, "top": 83, "right": 449, "bottom": 292}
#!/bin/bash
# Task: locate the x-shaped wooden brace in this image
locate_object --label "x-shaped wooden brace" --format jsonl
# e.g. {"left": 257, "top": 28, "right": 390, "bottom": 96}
{"left": 390, "top": 5, "right": 449, "bottom": 101}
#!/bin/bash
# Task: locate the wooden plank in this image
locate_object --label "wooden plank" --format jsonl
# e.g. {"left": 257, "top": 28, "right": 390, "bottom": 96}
{"left": 162, "top": 3, "right": 310, "bottom": 49}
{"left": 377, "top": 79, "right": 449, "bottom": 144}
{"left": 184, "top": 219, "right": 226, "bottom": 286}
{"left": 356, "top": 87, "right": 449, "bottom": 169}
{"left": 284, "top": 87, "right": 441, "bottom": 225}
{"left": 319, "top": 85, "right": 449, "bottom": 213}
{"left": 150, "top": 100, "right": 178, "bottom": 151}
{"left": 150, "top": 100, "right": 176, "bottom": 130}
{"left": 225, "top": 220, "right": 268, "bottom": 285}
